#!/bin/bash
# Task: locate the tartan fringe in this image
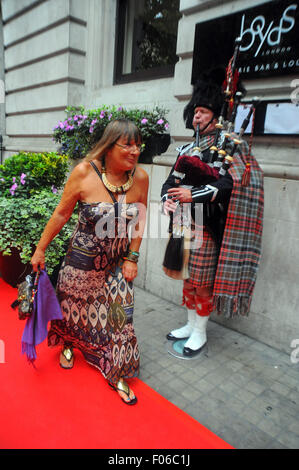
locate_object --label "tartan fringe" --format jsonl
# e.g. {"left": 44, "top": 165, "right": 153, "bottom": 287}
{"left": 213, "top": 294, "right": 252, "bottom": 318}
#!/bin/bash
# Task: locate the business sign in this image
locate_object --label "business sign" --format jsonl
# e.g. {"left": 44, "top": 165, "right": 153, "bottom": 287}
{"left": 192, "top": 0, "right": 299, "bottom": 82}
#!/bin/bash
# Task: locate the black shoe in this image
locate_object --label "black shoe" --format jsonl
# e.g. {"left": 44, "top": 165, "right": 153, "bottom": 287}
{"left": 166, "top": 332, "right": 189, "bottom": 341}
{"left": 183, "top": 343, "right": 206, "bottom": 357}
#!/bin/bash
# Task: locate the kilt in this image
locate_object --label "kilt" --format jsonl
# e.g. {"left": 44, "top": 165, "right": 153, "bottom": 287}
{"left": 187, "top": 225, "right": 218, "bottom": 288}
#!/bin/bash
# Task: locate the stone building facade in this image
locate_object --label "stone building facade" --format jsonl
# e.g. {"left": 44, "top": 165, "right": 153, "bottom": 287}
{"left": 0, "top": 0, "right": 299, "bottom": 354}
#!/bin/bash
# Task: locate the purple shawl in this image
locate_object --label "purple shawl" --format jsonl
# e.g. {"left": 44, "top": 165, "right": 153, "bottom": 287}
{"left": 21, "top": 269, "right": 63, "bottom": 364}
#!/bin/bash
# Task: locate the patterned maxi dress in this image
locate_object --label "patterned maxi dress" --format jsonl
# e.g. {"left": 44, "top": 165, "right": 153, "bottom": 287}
{"left": 48, "top": 197, "right": 140, "bottom": 385}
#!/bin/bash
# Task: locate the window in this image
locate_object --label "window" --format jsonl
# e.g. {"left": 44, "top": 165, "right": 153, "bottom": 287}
{"left": 114, "top": 0, "right": 181, "bottom": 84}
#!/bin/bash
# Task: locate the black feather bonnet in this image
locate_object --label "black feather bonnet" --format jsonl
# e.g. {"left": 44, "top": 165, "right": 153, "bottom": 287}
{"left": 183, "top": 67, "right": 226, "bottom": 130}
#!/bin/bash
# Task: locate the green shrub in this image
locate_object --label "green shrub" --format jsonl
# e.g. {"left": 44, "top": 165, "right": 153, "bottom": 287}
{"left": 0, "top": 152, "right": 69, "bottom": 198}
{"left": 0, "top": 189, "right": 77, "bottom": 274}
{"left": 52, "top": 105, "right": 170, "bottom": 160}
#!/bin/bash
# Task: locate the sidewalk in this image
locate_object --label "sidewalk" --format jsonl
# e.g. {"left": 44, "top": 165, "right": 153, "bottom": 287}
{"left": 134, "top": 286, "right": 299, "bottom": 449}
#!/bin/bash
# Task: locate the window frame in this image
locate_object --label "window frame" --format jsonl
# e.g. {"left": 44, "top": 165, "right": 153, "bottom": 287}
{"left": 114, "top": 0, "right": 177, "bottom": 85}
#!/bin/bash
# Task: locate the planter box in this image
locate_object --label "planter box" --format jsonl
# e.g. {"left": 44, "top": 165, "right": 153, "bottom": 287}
{"left": 0, "top": 248, "right": 32, "bottom": 287}
{"left": 139, "top": 134, "right": 170, "bottom": 164}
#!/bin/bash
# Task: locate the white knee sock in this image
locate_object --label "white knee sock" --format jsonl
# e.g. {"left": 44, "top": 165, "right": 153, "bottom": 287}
{"left": 184, "top": 314, "right": 209, "bottom": 350}
{"left": 170, "top": 309, "right": 196, "bottom": 339}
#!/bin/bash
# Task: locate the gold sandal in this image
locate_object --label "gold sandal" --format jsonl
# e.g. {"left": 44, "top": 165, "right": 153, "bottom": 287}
{"left": 59, "top": 347, "right": 74, "bottom": 369}
{"left": 108, "top": 379, "right": 137, "bottom": 405}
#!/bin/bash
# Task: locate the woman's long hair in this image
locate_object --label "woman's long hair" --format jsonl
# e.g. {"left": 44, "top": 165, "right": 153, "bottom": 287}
{"left": 85, "top": 119, "right": 142, "bottom": 162}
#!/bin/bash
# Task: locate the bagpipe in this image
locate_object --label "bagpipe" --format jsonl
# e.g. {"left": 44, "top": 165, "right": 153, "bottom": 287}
{"left": 163, "top": 37, "right": 260, "bottom": 278}
{"left": 171, "top": 37, "right": 259, "bottom": 189}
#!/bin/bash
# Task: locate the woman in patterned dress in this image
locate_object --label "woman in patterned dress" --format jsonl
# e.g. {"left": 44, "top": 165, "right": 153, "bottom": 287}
{"left": 31, "top": 119, "right": 149, "bottom": 405}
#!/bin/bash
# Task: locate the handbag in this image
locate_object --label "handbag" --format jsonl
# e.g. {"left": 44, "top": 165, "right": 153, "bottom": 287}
{"left": 11, "top": 270, "right": 40, "bottom": 320}
{"left": 163, "top": 227, "right": 184, "bottom": 272}
{"left": 162, "top": 211, "right": 190, "bottom": 280}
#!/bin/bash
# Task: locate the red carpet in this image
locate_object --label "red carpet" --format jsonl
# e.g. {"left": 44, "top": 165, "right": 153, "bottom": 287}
{"left": 0, "top": 279, "right": 232, "bottom": 449}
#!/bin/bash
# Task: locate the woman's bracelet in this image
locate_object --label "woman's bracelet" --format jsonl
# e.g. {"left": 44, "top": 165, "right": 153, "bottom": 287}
{"left": 123, "top": 256, "right": 138, "bottom": 263}
{"left": 123, "top": 250, "right": 140, "bottom": 263}
{"left": 128, "top": 250, "right": 139, "bottom": 257}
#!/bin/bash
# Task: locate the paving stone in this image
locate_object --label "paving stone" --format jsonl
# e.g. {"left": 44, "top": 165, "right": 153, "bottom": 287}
{"left": 168, "top": 377, "right": 191, "bottom": 394}
{"left": 167, "top": 362, "right": 189, "bottom": 376}
{"left": 224, "top": 396, "right": 247, "bottom": 415}
{"left": 180, "top": 369, "right": 201, "bottom": 383}
{"left": 229, "top": 370, "right": 252, "bottom": 387}
{"left": 240, "top": 406, "right": 264, "bottom": 426}
{"left": 196, "top": 411, "right": 228, "bottom": 438}
{"left": 183, "top": 403, "right": 207, "bottom": 423}
{"left": 146, "top": 377, "right": 167, "bottom": 392}
{"left": 134, "top": 287, "right": 299, "bottom": 449}
{"left": 278, "top": 373, "right": 299, "bottom": 391}
{"left": 204, "top": 365, "right": 234, "bottom": 386}
{"left": 195, "top": 378, "right": 216, "bottom": 394}
{"left": 245, "top": 379, "right": 270, "bottom": 395}
{"left": 170, "top": 395, "right": 190, "bottom": 411}
{"left": 157, "top": 355, "right": 177, "bottom": 368}
{"left": 270, "top": 381, "right": 292, "bottom": 397}
{"left": 219, "top": 380, "right": 242, "bottom": 395}
{"left": 284, "top": 364, "right": 299, "bottom": 379}
{"left": 287, "top": 419, "right": 299, "bottom": 436}
{"left": 258, "top": 388, "right": 286, "bottom": 406}
{"left": 276, "top": 431, "right": 299, "bottom": 449}
{"left": 196, "top": 395, "right": 224, "bottom": 413}
{"left": 264, "top": 439, "right": 288, "bottom": 449}
{"left": 259, "top": 365, "right": 285, "bottom": 381}
{"left": 233, "top": 388, "right": 256, "bottom": 405}
{"left": 222, "top": 358, "right": 244, "bottom": 372}
{"left": 154, "top": 369, "right": 176, "bottom": 385}
{"left": 209, "top": 387, "right": 230, "bottom": 404}
{"left": 249, "top": 397, "right": 294, "bottom": 429}
{"left": 236, "top": 427, "right": 273, "bottom": 449}
{"left": 181, "top": 387, "right": 203, "bottom": 402}
{"left": 257, "top": 416, "right": 282, "bottom": 438}
{"left": 144, "top": 360, "right": 162, "bottom": 374}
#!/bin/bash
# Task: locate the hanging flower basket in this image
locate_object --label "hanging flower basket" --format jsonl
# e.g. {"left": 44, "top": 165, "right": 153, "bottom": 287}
{"left": 139, "top": 133, "right": 171, "bottom": 163}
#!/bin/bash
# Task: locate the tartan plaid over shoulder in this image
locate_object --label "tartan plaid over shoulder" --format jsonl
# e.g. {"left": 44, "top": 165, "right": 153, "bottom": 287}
{"left": 213, "top": 147, "right": 264, "bottom": 318}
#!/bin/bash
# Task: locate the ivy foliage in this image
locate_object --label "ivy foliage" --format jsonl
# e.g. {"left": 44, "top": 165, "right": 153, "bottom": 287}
{"left": 0, "top": 152, "right": 75, "bottom": 274}
{"left": 0, "top": 189, "right": 77, "bottom": 274}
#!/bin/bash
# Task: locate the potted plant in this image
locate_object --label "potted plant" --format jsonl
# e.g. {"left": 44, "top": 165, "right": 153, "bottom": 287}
{"left": 52, "top": 105, "right": 170, "bottom": 163}
{"left": 0, "top": 152, "right": 76, "bottom": 287}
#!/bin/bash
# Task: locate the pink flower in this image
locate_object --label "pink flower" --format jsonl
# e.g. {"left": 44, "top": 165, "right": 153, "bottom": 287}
{"left": 117, "top": 106, "right": 123, "bottom": 111}
{"left": 73, "top": 115, "right": 78, "bottom": 121}
{"left": 51, "top": 185, "right": 58, "bottom": 194}
{"left": 157, "top": 119, "right": 164, "bottom": 125}
{"left": 100, "top": 111, "right": 105, "bottom": 119}
{"left": 141, "top": 118, "right": 148, "bottom": 124}
{"left": 10, "top": 183, "right": 18, "bottom": 195}
{"left": 20, "top": 173, "right": 26, "bottom": 185}
{"left": 108, "top": 113, "right": 112, "bottom": 120}
{"left": 165, "top": 123, "right": 169, "bottom": 130}
{"left": 89, "top": 127, "right": 94, "bottom": 133}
